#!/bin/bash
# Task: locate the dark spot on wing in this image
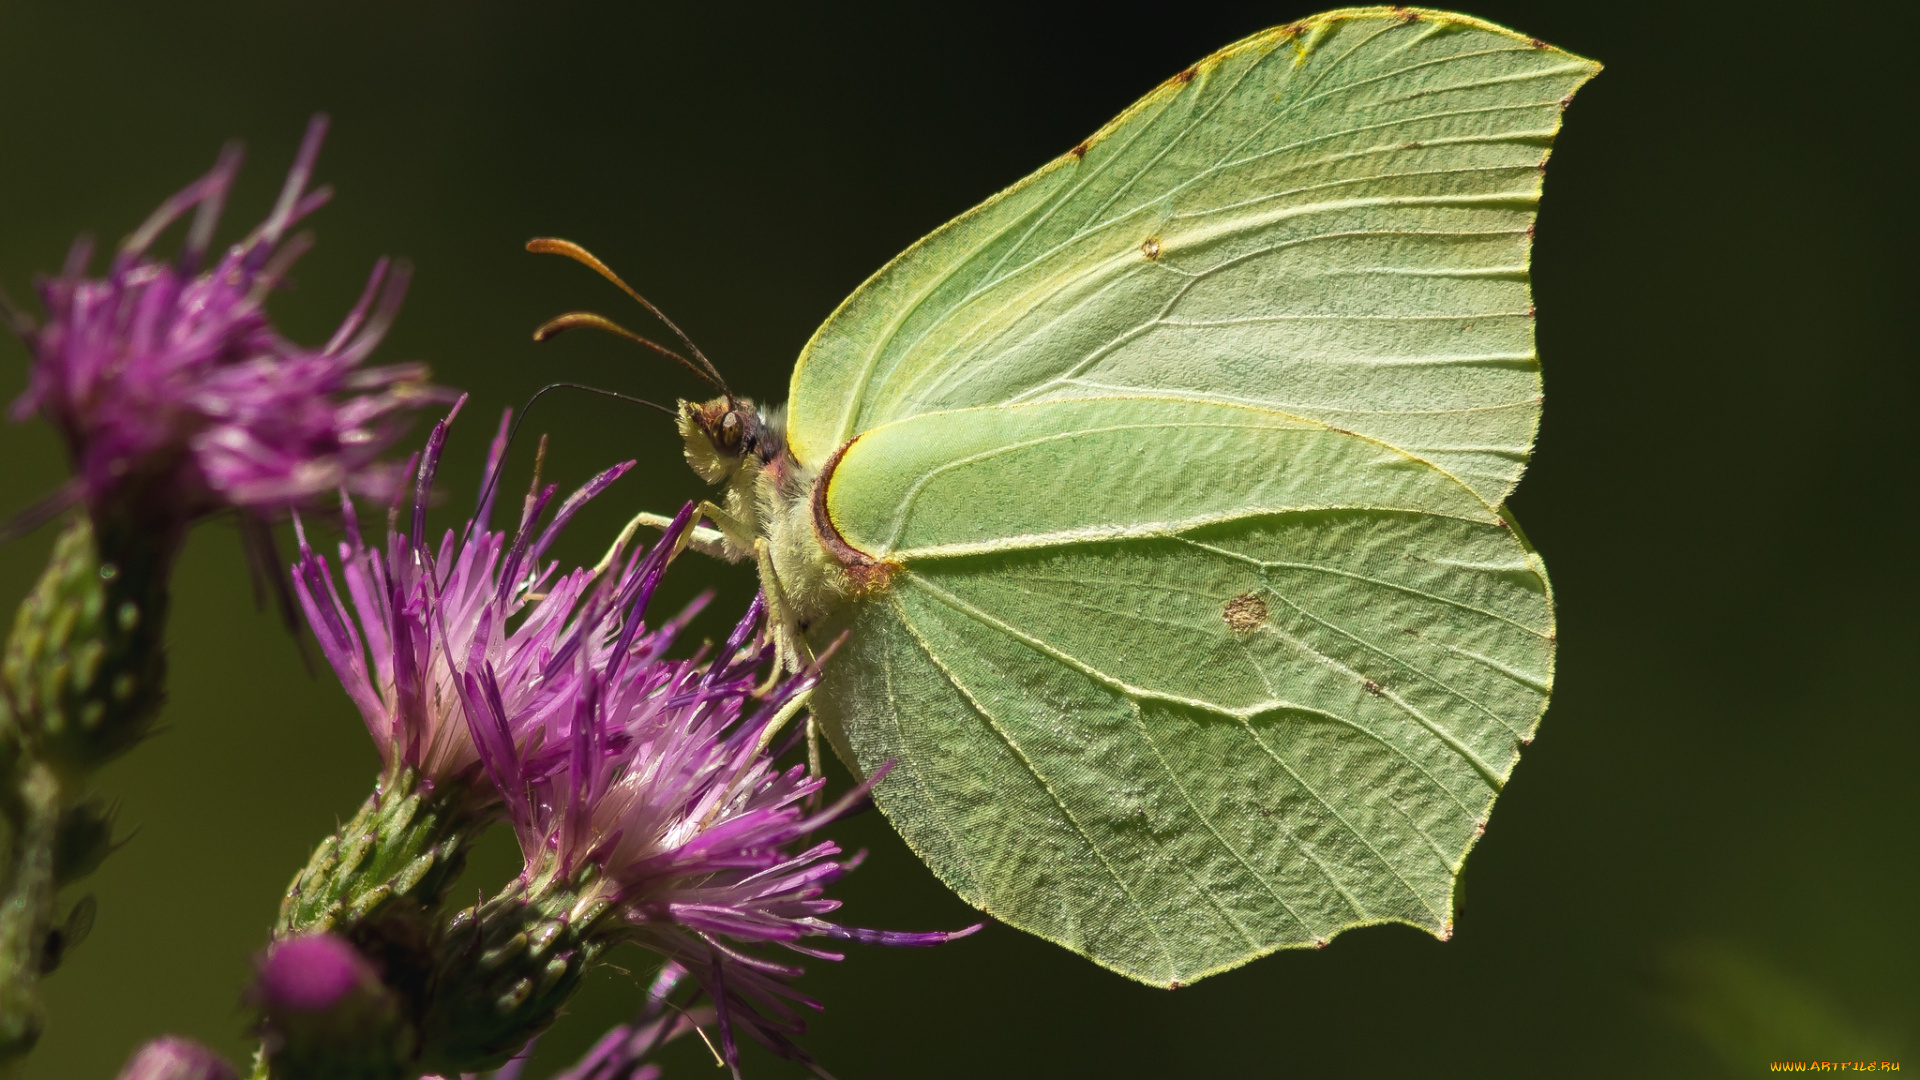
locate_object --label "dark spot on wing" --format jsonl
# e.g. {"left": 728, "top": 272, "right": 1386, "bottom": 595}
{"left": 1222, "top": 592, "right": 1268, "bottom": 633}
{"left": 1069, "top": 142, "right": 1089, "bottom": 160}
{"left": 1173, "top": 66, "right": 1197, "bottom": 84}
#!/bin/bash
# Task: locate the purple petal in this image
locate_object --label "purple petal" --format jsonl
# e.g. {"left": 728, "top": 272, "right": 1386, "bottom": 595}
{"left": 256, "top": 114, "right": 328, "bottom": 252}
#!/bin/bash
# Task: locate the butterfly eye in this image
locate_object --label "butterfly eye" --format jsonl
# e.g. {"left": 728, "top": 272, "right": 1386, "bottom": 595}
{"left": 715, "top": 410, "right": 745, "bottom": 452}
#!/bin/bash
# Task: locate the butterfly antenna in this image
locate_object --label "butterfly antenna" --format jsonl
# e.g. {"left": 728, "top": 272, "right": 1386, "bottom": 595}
{"left": 461, "top": 382, "right": 676, "bottom": 552}
{"left": 526, "top": 237, "right": 731, "bottom": 395}
{"left": 530, "top": 311, "right": 722, "bottom": 393}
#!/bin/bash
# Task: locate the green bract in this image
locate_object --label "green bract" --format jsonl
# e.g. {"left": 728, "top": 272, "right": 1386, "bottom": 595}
{"left": 654, "top": 7, "right": 1597, "bottom": 986}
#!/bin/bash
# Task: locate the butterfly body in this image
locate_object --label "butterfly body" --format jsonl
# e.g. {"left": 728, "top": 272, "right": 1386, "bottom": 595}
{"left": 650, "top": 7, "right": 1598, "bottom": 986}
{"left": 677, "top": 396, "right": 851, "bottom": 657}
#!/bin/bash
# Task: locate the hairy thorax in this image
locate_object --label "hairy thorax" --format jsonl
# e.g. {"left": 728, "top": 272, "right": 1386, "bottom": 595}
{"left": 755, "top": 449, "right": 851, "bottom": 632}
{"left": 678, "top": 393, "right": 874, "bottom": 643}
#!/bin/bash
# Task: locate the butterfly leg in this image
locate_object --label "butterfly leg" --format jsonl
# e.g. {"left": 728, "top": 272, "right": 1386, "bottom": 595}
{"left": 806, "top": 715, "right": 823, "bottom": 790}
{"left": 752, "top": 536, "right": 814, "bottom": 681}
{"left": 595, "top": 508, "right": 731, "bottom": 571}
{"left": 629, "top": 501, "right": 764, "bottom": 564}
{"left": 748, "top": 537, "right": 827, "bottom": 785}
{"left": 626, "top": 511, "right": 732, "bottom": 560}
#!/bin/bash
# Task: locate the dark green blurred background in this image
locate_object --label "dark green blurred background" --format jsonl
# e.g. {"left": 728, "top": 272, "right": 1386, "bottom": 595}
{"left": 0, "top": 2, "right": 1912, "bottom": 1076}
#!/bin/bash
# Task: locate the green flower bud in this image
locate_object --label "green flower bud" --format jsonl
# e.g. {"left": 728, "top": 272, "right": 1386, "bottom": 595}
{"left": 254, "top": 933, "right": 414, "bottom": 1080}
{"left": 1, "top": 516, "right": 168, "bottom": 776}
{"left": 277, "top": 767, "right": 486, "bottom": 940}
{"left": 272, "top": 765, "right": 491, "bottom": 1075}
{"left": 412, "top": 882, "right": 603, "bottom": 1076}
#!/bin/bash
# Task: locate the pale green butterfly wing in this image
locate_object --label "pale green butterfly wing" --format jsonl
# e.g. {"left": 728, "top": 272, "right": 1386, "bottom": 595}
{"left": 790, "top": 7, "right": 1594, "bottom": 983}
{"left": 808, "top": 398, "right": 1553, "bottom": 984}
{"left": 787, "top": 8, "right": 1599, "bottom": 504}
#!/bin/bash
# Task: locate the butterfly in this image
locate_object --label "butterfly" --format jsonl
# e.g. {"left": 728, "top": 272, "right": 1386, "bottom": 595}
{"left": 534, "top": 8, "right": 1598, "bottom": 986}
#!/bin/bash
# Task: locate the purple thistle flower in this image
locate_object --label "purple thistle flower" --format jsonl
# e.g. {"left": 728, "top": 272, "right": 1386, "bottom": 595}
{"left": 4, "top": 114, "right": 446, "bottom": 540}
{"left": 463, "top": 513, "right": 980, "bottom": 1078}
{"left": 290, "top": 400, "right": 633, "bottom": 787}
{"left": 294, "top": 405, "right": 972, "bottom": 1075}
{"left": 114, "top": 1038, "right": 237, "bottom": 1080}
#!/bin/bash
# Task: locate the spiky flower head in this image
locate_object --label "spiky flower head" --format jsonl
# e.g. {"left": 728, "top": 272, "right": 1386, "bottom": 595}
{"left": 291, "top": 400, "right": 633, "bottom": 787}
{"left": 464, "top": 521, "right": 978, "bottom": 1076}
{"left": 293, "top": 407, "right": 973, "bottom": 1075}
{"left": 5, "top": 114, "right": 443, "bottom": 543}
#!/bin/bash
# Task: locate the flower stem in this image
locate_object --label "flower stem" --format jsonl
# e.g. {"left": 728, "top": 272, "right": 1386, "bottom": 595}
{"left": 0, "top": 514, "right": 173, "bottom": 1059}
{"left": 0, "top": 761, "right": 57, "bottom": 1057}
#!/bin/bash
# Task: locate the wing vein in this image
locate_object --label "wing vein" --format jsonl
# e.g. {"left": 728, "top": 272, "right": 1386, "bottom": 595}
{"left": 1175, "top": 538, "right": 1547, "bottom": 638}
{"left": 1227, "top": 708, "right": 1445, "bottom": 922}
{"left": 894, "top": 586, "right": 1195, "bottom": 976}
{"left": 1259, "top": 586, "right": 1530, "bottom": 746}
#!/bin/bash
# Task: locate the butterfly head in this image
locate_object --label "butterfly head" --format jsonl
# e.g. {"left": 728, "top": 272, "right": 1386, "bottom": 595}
{"left": 679, "top": 394, "right": 777, "bottom": 484}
